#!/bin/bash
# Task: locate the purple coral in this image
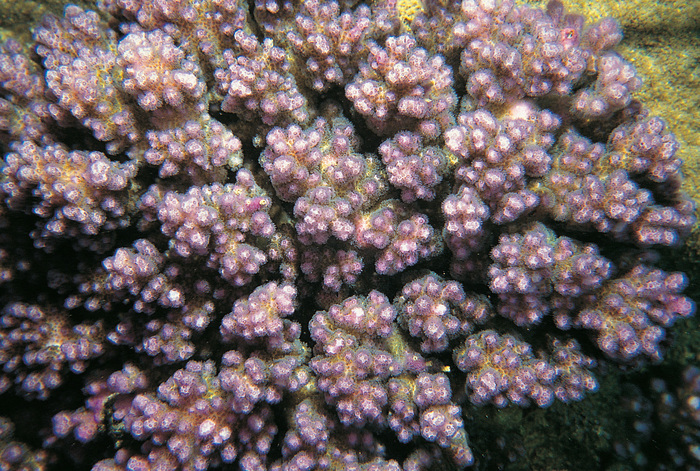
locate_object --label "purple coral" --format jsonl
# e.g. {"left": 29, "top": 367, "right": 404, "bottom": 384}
{"left": 221, "top": 281, "right": 297, "bottom": 344}
{"left": 0, "top": 417, "right": 49, "bottom": 470}
{"left": 454, "top": 330, "right": 597, "bottom": 407}
{"left": 309, "top": 291, "right": 472, "bottom": 464}
{"left": 51, "top": 363, "right": 149, "bottom": 444}
{"left": 455, "top": 0, "right": 589, "bottom": 105}
{"left": 395, "top": 272, "right": 492, "bottom": 352}
{"left": 121, "top": 360, "right": 278, "bottom": 469}
{"left": 146, "top": 168, "right": 276, "bottom": 285}
{"left": 488, "top": 223, "right": 613, "bottom": 327}
{"left": 216, "top": 30, "right": 309, "bottom": 126}
{"left": 577, "top": 266, "right": 695, "bottom": 362}
{"left": 300, "top": 247, "right": 363, "bottom": 291}
{"left": 379, "top": 132, "right": 452, "bottom": 202}
{"left": 117, "top": 29, "right": 206, "bottom": 113}
{"left": 445, "top": 101, "right": 558, "bottom": 223}
{"left": 0, "top": 39, "right": 54, "bottom": 143}
{"left": 442, "top": 185, "right": 490, "bottom": 260}
{"left": 536, "top": 126, "right": 696, "bottom": 246}
{"left": 0, "top": 0, "right": 696, "bottom": 469}
{"left": 143, "top": 118, "right": 243, "bottom": 181}
{"left": 2, "top": 141, "right": 137, "bottom": 242}
{"left": 571, "top": 52, "right": 642, "bottom": 119}
{"left": 606, "top": 116, "right": 682, "bottom": 183}
{"left": 415, "top": 373, "right": 462, "bottom": 442}
{"left": 35, "top": 5, "right": 140, "bottom": 151}
{"left": 261, "top": 115, "right": 387, "bottom": 244}
{"left": 346, "top": 35, "right": 456, "bottom": 138}
{"left": 309, "top": 292, "right": 402, "bottom": 424}
{"left": 353, "top": 201, "right": 441, "bottom": 275}
{"left": 0, "top": 303, "right": 104, "bottom": 399}
{"left": 287, "top": 0, "right": 372, "bottom": 91}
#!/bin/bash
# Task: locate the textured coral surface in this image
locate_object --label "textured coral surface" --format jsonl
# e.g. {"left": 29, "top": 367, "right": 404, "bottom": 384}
{"left": 0, "top": 0, "right": 698, "bottom": 470}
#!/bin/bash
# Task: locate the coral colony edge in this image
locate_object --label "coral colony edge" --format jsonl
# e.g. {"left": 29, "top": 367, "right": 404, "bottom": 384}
{"left": 0, "top": 0, "right": 698, "bottom": 470}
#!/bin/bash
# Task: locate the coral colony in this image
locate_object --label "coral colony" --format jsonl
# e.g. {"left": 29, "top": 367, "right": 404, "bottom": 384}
{"left": 0, "top": 0, "right": 697, "bottom": 470}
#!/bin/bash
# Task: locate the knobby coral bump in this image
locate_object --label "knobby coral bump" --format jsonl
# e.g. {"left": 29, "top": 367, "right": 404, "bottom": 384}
{"left": 0, "top": 0, "right": 696, "bottom": 469}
